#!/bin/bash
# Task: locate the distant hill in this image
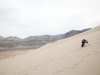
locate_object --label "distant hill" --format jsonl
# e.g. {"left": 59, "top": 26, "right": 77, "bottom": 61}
{"left": 0, "top": 28, "right": 91, "bottom": 49}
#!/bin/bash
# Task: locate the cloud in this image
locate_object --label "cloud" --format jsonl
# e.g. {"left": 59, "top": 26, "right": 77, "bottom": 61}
{"left": 0, "top": 0, "right": 100, "bottom": 38}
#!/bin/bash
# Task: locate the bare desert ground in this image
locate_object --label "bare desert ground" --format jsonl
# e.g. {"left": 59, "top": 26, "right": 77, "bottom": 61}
{"left": 0, "top": 49, "right": 33, "bottom": 61}
{"left": 0, "top": 25, "right": 100, "bottom": 75}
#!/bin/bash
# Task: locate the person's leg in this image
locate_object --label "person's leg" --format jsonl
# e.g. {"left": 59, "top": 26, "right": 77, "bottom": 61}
{"left": 81, "top": 43, "right": 84, "bottom": 47}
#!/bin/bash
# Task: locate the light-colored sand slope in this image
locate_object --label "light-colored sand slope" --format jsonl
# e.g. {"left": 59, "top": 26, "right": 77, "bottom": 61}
{"left": 0, "top": 25, "right": 100, "bottom": 75}
{"left": 0, "top": 49, "right": 33, "bottom": 61}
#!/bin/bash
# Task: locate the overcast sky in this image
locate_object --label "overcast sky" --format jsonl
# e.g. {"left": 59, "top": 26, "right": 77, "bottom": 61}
{"left": 0, "top": 0, "right": 100, "bottom": 38}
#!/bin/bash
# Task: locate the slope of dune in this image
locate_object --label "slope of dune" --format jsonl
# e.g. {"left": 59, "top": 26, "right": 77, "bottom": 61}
{"left": 0, "top": 25, "right": 100, "bottom": 75}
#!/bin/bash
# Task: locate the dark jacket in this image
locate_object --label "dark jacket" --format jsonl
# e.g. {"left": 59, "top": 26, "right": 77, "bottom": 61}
{"left": 82, "top": 39, "right": 88, "bottom": 43}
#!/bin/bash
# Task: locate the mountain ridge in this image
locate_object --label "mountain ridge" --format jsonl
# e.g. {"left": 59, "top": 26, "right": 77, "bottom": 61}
{"left": 0, "top": 28, "right": 91, "bottom": 49}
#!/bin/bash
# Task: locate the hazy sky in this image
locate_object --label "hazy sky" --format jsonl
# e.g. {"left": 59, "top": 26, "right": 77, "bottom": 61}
{"left": 0, "top": 0, "right": 100, "bottom": 38}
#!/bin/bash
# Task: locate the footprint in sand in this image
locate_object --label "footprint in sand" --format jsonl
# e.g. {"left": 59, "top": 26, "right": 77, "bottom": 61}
{"left": 24, "top": 73, "right": 31, "bottom": 75}
{"left": 72, "top": 63, "right": 79, "bottom": 66}
{"left": 68, "top": 66, "right": 77, "bottom": 69}
{"left": 56, "top": 70, "right": 63, "bottom": 74}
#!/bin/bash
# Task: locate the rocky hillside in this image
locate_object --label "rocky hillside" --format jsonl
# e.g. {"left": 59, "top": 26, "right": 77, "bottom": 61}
{"left": 0, "top": 28, "right": 91, "bottom": 49}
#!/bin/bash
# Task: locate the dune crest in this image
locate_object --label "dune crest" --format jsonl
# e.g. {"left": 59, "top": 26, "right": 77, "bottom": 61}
{"left": 0, "top": 25, "right": 100, "bottom": 75}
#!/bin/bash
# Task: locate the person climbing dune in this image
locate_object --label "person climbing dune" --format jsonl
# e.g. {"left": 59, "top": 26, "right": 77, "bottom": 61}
{"left": 81, "top": 39, "right": 89, "bottom": 47}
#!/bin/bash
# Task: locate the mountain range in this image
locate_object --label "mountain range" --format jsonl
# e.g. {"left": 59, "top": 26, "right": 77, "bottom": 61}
{"left": 0, "top": 28, "right": 91, "bottom": 49}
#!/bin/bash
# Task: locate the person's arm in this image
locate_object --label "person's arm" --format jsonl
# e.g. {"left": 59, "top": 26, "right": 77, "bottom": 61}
{"left": 86, "top": 41, "right": 89, "bottom": 45}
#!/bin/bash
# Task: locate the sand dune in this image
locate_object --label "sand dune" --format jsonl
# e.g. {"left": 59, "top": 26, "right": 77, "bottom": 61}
{"left": 0, "top": 49, "right": 33, "bottom": 61}
{"left": 0, "top": 25, "right": 100, "bottom": 75}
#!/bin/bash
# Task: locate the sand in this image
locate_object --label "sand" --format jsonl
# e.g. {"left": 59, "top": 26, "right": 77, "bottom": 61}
{"left": 0, "top": 25, "right": 100, "bottom": 75}
{"left": 0, "top": 49, "right": 33, "bottom": 61}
